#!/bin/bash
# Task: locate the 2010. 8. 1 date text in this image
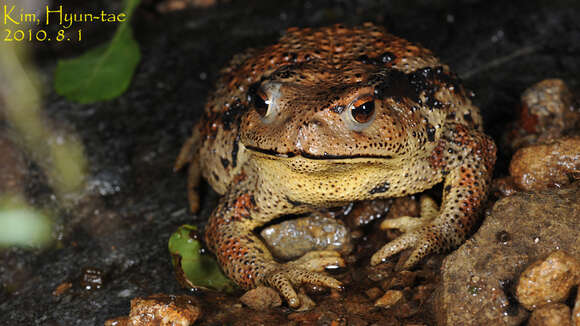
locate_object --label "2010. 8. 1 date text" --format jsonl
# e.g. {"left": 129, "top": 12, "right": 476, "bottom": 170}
{"left": 4, "top": 29, "right": 82, "bottom": 42}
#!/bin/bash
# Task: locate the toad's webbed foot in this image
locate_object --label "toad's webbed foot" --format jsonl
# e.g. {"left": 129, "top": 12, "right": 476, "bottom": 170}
{"left": 371, "top": 223, "right": 446, "bottom": 270}
{"left": 372, "top": 126, "right": 496, "bottom": 270}
{"left": 379, "top": 195, "right": 438, "bottom": 233}
{"left": 371, "top": 196, "right": 442, "bottom": 270}
{"left": 264, "top": 259, "right": 343, "bottom": 308}
{"left": 206, "top": 181, "right": 343, "bottom": 308}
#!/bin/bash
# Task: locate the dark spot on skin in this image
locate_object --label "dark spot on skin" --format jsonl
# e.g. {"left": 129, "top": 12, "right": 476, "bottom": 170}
{"left": 221, "top": 157, "right": 230, "bottom": 169}
{"left": 380, "top": 52, "right": 396, "bottom": 63}
{"left": 373, "top": 69, "right": 415, "bottom": 102}
{"left": 284, "top": 195, "right": 305, "bottom": 207}
{"left": 426, "top": 124, "right": 436, "bottom": 142}
{"left": 371, "top": 66, "right": 461, "bottom": 111}
{"left": 274, "top": 65, "right": 295, "bottom": 79}
{"left": 356, "top": 55, "right": 372, "bottom": 64}
{"left": 231, "top": 134, "right": 240, "bottom": 168}
{"left": 369, "top": 181, "right": 390, "bottom": 194}
{"left": 222, "top": 100, "right": 248, "bottom": 130}
{"left": 412, "top": 67, "right": 461, "bottom": 108}
{"left": 464, "top": 112, "right": 473, "bottom": 123}
{"left": 433, "top": 100, "right": 442, "bottom": 109}
{"left": 445, "top": 185, "right": 452, "bottom": 192}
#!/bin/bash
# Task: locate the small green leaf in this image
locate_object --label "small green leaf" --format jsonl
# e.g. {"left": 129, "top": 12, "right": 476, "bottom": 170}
{"left": 54, "top": 0, "right": 141, "bottom": 103}
{"left": 168, "top": 225, "right": 237, "bottom": 293}
{"left": 0, "top": 197, "right": 53, "bottom": 248}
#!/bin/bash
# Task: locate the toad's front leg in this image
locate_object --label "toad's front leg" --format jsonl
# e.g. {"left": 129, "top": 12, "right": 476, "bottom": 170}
{"left": 371, "top": 124, "right": 496, "bottom": 269}
{"left": 205, "top": 174, "right": 342, "bottom": 308}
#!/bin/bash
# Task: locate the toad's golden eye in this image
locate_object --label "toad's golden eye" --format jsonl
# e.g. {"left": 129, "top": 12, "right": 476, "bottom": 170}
{"left": 350, "top": 96, "right": 375, "bottom": 124}
{"left": 247, "top": 84, "right": 269, "bottom": 117}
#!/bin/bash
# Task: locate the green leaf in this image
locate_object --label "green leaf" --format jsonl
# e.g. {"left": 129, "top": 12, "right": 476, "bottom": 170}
{"left": 168, "top": 225, "right": 237, "bottom": 293}
{"left": 54, "top": 0, "right": 141, "bottom": 103}
{"left": 0, "top": 196, "right": 53, "bottom": 248}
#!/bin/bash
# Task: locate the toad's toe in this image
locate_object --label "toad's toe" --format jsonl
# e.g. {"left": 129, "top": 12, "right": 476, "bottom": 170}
{"left": 264, "top": 267, "right": 342, "bottom": 308}
{"left": 370, "top": 230, "right": 419, "bottom": 266}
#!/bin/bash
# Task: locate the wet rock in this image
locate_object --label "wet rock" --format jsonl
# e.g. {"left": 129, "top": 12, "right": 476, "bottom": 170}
{"left": 366, "top": 263, "right": 394, "bottom": 282}
{"left": 382, "top": 270, "right": 417, "bottom": 291}
{"left": 412, "top": 284, "right": 436, "bottom": 305}
{"left": 508, "top": 79, "right": 580, "bottom": 150}
{"left": 365, "top": 287, "right": 383, "bottom": 300}
{"left": 260, "top": 215, "right": 352, "bottom": 260}
{"left": 105, "top": 294, "right": 201, "bottom": 326}
{"left": 80, "top": 267, "right": 105, "bottom": 291}
{"left": 528, "top": 303, "right": 572, "bottom": 326}
{"left": 239, "top": 286, "right": 282, "bottom": 310}
{"left": 492, "top": 177, "right": 520, "bottom": 197}
{"left": 516, "top": 251, "right": 580, "bottom": 310}
{"left": 502, "top": 79, "right": 580, "bottom": 193}
{"left": 342, "top": 198, "right": 392, "bottom": 229}
{"left": 436, "top": 185, "right": 580, "bottom": 326}
{"left": 344, "top": 295, "right": 371, "bottom": 315}
{"left": 395, "top": 298, "right": 421, "bottom": 319}
{"left": 509, "top": 136, "right": 580, "bottom": 191}
{"left": 375, "top": 290, "right": 403, "bottom": 308}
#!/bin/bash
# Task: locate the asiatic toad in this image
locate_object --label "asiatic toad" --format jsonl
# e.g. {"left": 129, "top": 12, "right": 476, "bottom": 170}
{"left": 176, "top": 23, "right": 496, "bottom": 308}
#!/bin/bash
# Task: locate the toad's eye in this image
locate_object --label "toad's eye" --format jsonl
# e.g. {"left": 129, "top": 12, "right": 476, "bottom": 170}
{"left": 350, "top": 96, "right": 375, "bottom": 124}
{"left": 247, "top": 82, "right": 281, "bottom": 123}
{"left": 247, "top": 84, "right": 270, "bottom": 117}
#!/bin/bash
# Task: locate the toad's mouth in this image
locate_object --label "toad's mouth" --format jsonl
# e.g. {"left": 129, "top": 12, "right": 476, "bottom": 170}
{"left": 245, "top": 145, "right": 393, "bottom": 160}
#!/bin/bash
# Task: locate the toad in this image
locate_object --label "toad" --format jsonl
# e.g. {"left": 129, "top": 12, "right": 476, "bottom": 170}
{"left": 175, "top": 23, "right": 496, "bottom": 308}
